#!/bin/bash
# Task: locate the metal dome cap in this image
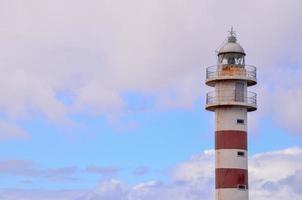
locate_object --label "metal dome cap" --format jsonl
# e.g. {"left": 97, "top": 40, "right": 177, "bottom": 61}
{"left": 218, "top": 30, "right": 245, "bottom": 56}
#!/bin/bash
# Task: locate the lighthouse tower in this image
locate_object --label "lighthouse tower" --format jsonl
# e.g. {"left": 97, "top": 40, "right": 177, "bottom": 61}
{"left": 205, "top": 30, "right": 257, "bottom": 200}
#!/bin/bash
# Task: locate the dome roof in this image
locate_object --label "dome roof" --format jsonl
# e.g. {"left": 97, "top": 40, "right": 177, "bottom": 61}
{"left": 218, "top": 35, "right": 245, "bottom": 55}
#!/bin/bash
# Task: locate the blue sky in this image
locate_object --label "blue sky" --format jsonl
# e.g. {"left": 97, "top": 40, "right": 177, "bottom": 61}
{"left": 0, "top": 0, "right": 302, "bottom": 199}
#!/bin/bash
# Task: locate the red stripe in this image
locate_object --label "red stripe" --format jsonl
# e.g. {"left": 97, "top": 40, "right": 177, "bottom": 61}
{"left": 216, "top": 168, "right": 248, "bottom": 189}
{"left": 215, "top": 130, "right": 247, "bottom": 150}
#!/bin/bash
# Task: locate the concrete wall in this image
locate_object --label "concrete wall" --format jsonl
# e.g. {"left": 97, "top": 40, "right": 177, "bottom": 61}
{"left": 214, "top": 82, "right": 249, "bottom": 200}
{"left": 216, "top": 149, "right": 248, "bottom": 169}
{"left": 216, "top": 188, "right": 248, "bottom": 200}
{"left": 215, "top": 106, "right": 247, "bottom": 131}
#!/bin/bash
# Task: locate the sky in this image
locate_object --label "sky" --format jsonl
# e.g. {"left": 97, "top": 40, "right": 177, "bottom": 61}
{"left": 0, "top": 0, "right": 302, "bottom": 199}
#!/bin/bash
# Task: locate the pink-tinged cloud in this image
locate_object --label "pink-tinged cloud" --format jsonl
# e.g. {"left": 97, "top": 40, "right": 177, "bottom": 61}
{"left": 1, "top": 147, "right": 302, "bottom": 200}
{"left": 85, "top": 166, "right": 118, "bottom": 177}
{"left": 133, "top": 166, "right": 149, "bottom": 176}
{"left": 0, "top": 159, "right": 78, "bottom": 182}
{"left": 0, "top": 121, "right": 28, "bottom": 140}
{"left": 0, "top": 0, "right": 301, "bottom": 134}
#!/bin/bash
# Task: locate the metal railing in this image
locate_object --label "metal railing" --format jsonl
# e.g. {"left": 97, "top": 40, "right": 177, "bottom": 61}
{"left": 206, "top": 65, "right": 256, "bottom": 80}
{"left": 206, "top": 91, "right": 257, "bottom": 105}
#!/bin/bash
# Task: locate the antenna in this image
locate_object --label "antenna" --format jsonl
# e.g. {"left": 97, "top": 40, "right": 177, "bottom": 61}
{"left": 228, "top": 26, "right": 237, "bottom": 43}
{"left": 229, "top": 26, "right": 236, "bottom": 37}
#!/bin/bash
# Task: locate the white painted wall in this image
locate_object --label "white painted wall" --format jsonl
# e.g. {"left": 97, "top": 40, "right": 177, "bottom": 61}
{"left": 216, "top": 149, "right": 248, "bottom": 169}
{"left": 215, "top": 106, "right": 247, "bottom": 131}
{"left": 216, "top": 188, "right": 248, "bottom": 200}
{"left": 213, "top": 76, "right": 249, "bottom": 200}
{"left": 215, "top": 80, "right": 247, "bottom": 103}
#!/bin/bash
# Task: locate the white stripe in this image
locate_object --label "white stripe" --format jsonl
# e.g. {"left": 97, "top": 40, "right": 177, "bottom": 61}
{"left": 216, "top": 149, "right": 248, "bottom": 169}
{"left": 215, "top": 106, "right": 247, "bottom": 132}
{"left": 216, "top": 188, "right": 248, "bottom": 200}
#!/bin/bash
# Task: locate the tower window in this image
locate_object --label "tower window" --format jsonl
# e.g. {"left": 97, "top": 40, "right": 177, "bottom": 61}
{"left": 237, "top": 151, "right": 245, "bottom": 157}
{"left": 237, "top": 119, "right": 245, "bottom": 124}
{"left": 218, "top": 53, "right": 245, "bottom": 65}
{"left": 235, "top": 82, "right": 245, "bottom": 102}
{"left": 237, "top": 184, "right": 247, "bottom": 190}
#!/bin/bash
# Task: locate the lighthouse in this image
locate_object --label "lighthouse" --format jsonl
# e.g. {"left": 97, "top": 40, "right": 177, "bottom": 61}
{"left": 205, "top": 30, "right": 257, "bottom": 200}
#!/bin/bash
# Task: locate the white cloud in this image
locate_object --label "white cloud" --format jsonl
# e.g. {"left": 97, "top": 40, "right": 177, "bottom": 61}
{"left": 78, "top": 146, "right": 302, "bottom": 200}
{"left": 0, "top": 0, "right": 301, "bottom": 134}
{"left": 250, "top": 146, "right": 302, "bottom": 182}
{"left": 76, "top": 179, "right": 212, "bottom": 200}
{"left": 171, "top": 149, "right": 214, "bottom": 182}
{"left": 272, "top": 88, "right": 302, "bottom": 134}
{"left": 0, "top": 147, "right": 302, "bottom": 199}
{"left": 78, "top": 180, "right": 129, "bottom": 200}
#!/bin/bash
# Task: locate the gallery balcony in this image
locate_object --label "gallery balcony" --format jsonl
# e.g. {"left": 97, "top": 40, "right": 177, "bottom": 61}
{"left": 205, "top": 65, "right": 257, "bottom": 87}
{"left": 205, "top": 91, "right": 257, "bottom": 112}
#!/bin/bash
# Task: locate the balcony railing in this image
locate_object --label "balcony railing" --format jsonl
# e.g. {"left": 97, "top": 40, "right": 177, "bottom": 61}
{"left": 206, "top": 91, "right": 257, "bottom": 111}
{"left": 205, "top": 65, "right": 257, "bottom": 86}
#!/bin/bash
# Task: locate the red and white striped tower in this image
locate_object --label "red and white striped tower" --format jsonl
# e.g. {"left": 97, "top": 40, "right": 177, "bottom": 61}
{"left": 205, "top": 30, "right": 257, "bottom": 200}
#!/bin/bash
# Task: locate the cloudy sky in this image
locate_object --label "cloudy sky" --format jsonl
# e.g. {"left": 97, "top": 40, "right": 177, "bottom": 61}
{"left": 0, "top": 0, "right": 302, "bottom": 199}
